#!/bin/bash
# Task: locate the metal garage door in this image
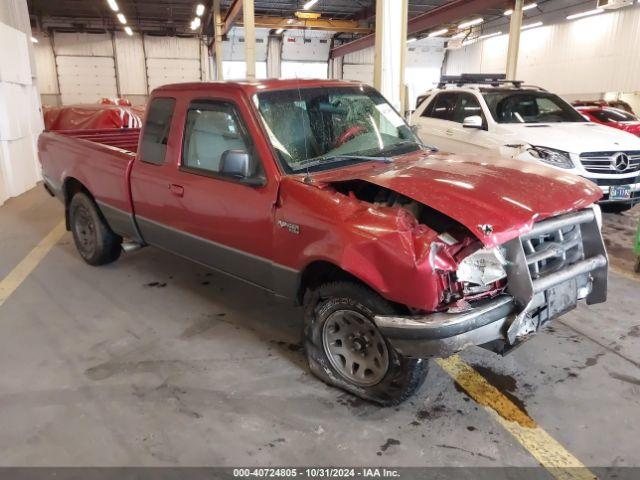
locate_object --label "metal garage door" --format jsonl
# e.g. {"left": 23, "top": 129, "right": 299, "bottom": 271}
{"left": 144, "top": 36, "right": 201, "bottom": 92}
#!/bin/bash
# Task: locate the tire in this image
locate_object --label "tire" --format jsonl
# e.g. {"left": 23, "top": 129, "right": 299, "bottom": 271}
{"left": 303, "top": 281, "right": 428, "bottom": 406}
{"left": 69, "top": 192, "right": 122, "bottom": 266}
{"left": 601, "top": 203, "right": 633, "bottom": 214}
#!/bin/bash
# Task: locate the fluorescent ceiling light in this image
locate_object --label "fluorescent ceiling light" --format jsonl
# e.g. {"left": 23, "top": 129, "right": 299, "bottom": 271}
{"left": 106, "top": 0, "right": 119, "bottom": 12}
{"left": 566, "top": 8, "right": 603, "bottom": 20}
{"left": 303, "top": 0, "right": 319, "bottom": 10}
{"left": 117, "top": 13, "right": 126, "bottom": 24}
{"left": 428, "top": 28, "right": 448, "bottom": 37}
{"left": 275, "top": 28, "right": 284, "bottom": 34}
{"left": 521, "top": 21, "right": 543, "bottom": 30}
{"left": 196, "top": 4, "right": 205, "bottom": 16}
{"left": 31, "top": 36, "right": 38, "bottom": 43}
{"left": 124, "top": 26, "right": 133, "bottom": 35}
{"left": 458, "top": 18, "right": 483, "bottom": 29}
{"left": 479, "top": 31, "right": 502, "bottom": 39}
{"left": 190, "top": 17, "right": 201, "bottom": 30}
{"left": 504, "top": 3, "right": 537, "bottom": 15}
{"left": 407, "top": 37, "right": 418, "bottom": 43}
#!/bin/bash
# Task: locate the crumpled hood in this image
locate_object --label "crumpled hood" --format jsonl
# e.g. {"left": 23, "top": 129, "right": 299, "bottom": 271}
{"left": 310, "top": 151, "right": 602, "bottom": 246}
{"left": 497, "top": 122, "right": 640, "bottom": 153}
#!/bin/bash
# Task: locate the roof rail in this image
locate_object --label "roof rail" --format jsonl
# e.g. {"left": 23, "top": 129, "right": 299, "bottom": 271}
{"left": 438, "top": 73, "right": 523, "bottom": 88}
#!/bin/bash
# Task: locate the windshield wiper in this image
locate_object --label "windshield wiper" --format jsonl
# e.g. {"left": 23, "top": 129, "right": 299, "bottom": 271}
{"left": 293, "top": 154, "right": 393, "bottom": 172}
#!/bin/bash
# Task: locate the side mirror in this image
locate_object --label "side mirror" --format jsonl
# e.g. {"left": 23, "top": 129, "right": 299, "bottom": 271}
{"left": 462, "top": 115, "right": 483, "bottom": 129}
{"left": 220, "top": 150, "right": 265, "bottom": 186}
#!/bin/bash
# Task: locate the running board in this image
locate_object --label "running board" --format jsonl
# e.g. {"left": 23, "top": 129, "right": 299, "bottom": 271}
{"left": 121, "top": 241, "right": 144, "bottom": 253}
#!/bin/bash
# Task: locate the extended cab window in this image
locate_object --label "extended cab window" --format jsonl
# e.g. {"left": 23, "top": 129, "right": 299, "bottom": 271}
{"left": 182, "top": 101, "right": 261, "bottom": 179}
{"left": 422, "top": 92, "right": 457, "bottom": 121}
{"left": 140, "top": 98, "right": 175, "bottom": 165}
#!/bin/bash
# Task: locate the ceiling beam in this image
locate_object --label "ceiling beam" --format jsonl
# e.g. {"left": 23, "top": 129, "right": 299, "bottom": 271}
{"left": 330, "top": 0, "right": 509, "bottom": 58}
{"left": 222, "top": 0, "right": 243, "bottom": 35}
{"left": 236, "top": 16, "right": 372, "bottom": 34}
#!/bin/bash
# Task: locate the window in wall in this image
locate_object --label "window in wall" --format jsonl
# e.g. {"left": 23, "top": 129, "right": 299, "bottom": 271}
{"left": 139, "top": 97, "right": 175, "bottom": 165}
{"left": 281, "top": 61, "right": 328, "bottom": 79}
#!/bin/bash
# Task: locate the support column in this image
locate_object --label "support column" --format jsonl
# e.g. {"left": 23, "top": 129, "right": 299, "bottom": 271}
{"left": 243, "top": 0, "right": 256, "bottom": 80}
{"left": 505, "top": 0, "right": 523, "bottom": 80}
{"left": 328, "top": 56, "right": 343, "bottom": 80}
{"left": 212, "top": 0, "right": 224, "bottom": 80}
{"left": 266, "top": 34, "right": 281, "bottom": 78}
{"left": 373, "top": 0, "right": 408, "bottom": 114}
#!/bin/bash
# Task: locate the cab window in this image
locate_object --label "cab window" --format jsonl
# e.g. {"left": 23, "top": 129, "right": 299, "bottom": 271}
{"left": 140, "top": 97, "right": 175, "bottom": 165}
{"left": 453, "top": 93, "right": 485, "bottom": 124}
{"left": 422, "top": 92, "right": 457, "bottom": 121}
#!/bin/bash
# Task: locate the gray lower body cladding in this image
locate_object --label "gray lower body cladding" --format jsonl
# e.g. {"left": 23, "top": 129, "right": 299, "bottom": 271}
{"left": 374, "top": 208, "right": 608, "bottom": 358}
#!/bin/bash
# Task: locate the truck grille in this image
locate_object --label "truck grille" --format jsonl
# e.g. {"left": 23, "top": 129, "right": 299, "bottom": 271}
{"left": 579, "top": 151, "right": 640, "bottom": 174}
{"left": 520, "top": 212, "right": 587, "bottom": 280}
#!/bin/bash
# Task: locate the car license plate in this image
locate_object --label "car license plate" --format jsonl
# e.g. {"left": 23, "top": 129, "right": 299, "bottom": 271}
{"left": 610, "top": 185, "right": 632, "bottom": 200}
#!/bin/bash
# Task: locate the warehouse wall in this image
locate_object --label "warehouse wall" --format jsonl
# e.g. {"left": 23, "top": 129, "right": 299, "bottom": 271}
{"left": 445, "top": 5, "right": 640, "bottom": 97}
{"left": 342, "top": 38, "right": 446, "bottom": 109}
{"left": 33, "top": 31, "right": 209, "bottom": 107}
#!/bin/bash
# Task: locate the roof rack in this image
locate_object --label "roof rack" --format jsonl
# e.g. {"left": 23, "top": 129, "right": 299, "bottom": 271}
{"left": 438, "top": 73, "right": 524, "bottom": 88}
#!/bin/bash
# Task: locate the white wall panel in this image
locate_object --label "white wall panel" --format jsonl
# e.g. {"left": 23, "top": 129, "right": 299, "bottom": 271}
{"left": 146, "top": 58, "right": 201, "bottom": 91}
{"left": 0, "top": 22, "right": 31, "bottom": 84}
{"left": 445, "top": 6, "right": 640, "bottom": 96}
{"left": 144, "top": 36, "right": 199, "bottom": 59}
{"left": 343, "top": 64, "right": 374, "bottom": 84}
{"left": 114, "top": 32, "right": 147, "bottom": 95}
{"left": 33, "top": 34, "right": 58, "bottom": 94}
{"left": 54, "top": 32, "right": 114, "bottom": 57}
{"left": 343, "top": 46, "right": 375, "bottom": 65}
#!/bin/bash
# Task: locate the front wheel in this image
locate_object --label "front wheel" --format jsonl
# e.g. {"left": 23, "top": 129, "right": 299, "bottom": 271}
{"left": 69, "top": 192, "right": 122, "bottom": 266}
{"left": 303, "top": 281, "right": 428, "bottom": 406}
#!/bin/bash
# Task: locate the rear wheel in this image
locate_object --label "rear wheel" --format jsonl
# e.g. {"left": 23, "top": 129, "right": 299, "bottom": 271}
{"left": 303, "top": 281, "right": 428, "bottom": 406}
{"left": 69, "top": 192, "right": 122, "bottom": 265}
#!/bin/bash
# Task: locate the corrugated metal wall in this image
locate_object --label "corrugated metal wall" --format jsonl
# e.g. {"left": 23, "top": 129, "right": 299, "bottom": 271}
{"left": 445, "top": 6, "right": 640, "bottom": 96}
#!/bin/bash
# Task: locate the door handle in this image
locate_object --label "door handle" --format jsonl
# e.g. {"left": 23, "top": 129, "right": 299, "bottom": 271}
{"left": 168, "top": 184, "right": 184, "bottom": 197}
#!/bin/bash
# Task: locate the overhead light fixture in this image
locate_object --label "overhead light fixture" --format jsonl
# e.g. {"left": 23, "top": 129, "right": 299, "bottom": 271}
{"left": 190, "top": 17, "right": 201, "bottom": 30}
{"left": 566, "top": 8, "right": 603, "bottom": 20}
{"left": 458, "top": 18, "right": 483, "bottom": 29}
{"left": 479, "top": 31, "right": 502, "bottom": 39}
{"left": 31, "top": 36, "right": 38, "bottom": 43}
{"left": 117, "top": 13, "right": 126, "bottom": 24}
{"left": 521, "top": 21, "right": 543, "bottom": 30}
{"left": 303, "top": 0, "right": 319, "bottom": 10}
{"left": 504, "top": 3, "right": 537, "bottom": 15}
{"left": 124, "top": 26, "right": 133, "bottom": 35}
{"left": 275, "top": 28, "right": 284, "bottom": 34}
{"left": 196, "top": 4, "right": 205, "bottom": 16}
{"left": 407, "top": 37, "right": 418, "bottom": 43}
{"left": 106, "top": 0, "right": 119, "bottom": 12}
{"left": 428, "top": 28, "right": 448, "bottom": 37}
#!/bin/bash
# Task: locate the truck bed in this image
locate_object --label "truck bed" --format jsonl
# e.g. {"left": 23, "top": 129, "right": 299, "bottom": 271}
{"left": 39, "top": 128, "right": 140, "bottom": 214}
{"left": 55, "top": 128, "right": 141, "bottom": 153}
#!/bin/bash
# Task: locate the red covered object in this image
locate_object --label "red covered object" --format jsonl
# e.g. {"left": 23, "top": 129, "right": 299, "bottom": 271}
{"left": 43, "top": 103, "right": 145, "bottom": 131}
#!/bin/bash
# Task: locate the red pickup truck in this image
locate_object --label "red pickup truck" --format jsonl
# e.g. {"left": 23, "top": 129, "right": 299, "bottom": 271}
{"left": 39, "top": 79, "right": 608, "bottom": 405}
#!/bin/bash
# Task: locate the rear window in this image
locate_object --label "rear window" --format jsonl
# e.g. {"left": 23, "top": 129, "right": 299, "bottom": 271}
{"left": 140, "top": 98, "right": 176, "bottom": 165}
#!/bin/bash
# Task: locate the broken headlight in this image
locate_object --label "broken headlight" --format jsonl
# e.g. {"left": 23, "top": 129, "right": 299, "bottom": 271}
{"left": 456, "top": 247, "right": 508, "bottom": 286}
{"left": 527, "top": 146, "right": 574, "bottom": 169}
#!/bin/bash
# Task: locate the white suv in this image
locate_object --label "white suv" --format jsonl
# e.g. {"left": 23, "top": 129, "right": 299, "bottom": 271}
{"left": 411, "top": 76, "right": 640, "bottom": 212}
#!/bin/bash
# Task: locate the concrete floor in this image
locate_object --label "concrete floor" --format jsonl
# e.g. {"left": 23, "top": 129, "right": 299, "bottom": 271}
{"left": 0, "top": 186, "right": 639, "bottom": 468}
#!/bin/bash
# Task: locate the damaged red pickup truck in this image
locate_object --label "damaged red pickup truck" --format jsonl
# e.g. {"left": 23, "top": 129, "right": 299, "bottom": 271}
{"left": 39, "top": 79, "right": 608, "bottom": 405}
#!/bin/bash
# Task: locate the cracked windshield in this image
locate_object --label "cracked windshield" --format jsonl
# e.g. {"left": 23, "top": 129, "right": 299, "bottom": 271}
{"left": 255, "top": 86, "right": 421, "bottom": 173}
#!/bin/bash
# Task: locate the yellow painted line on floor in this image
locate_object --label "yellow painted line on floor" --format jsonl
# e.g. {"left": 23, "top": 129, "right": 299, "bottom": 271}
{"left": 0, "top": 220, "right": 66, "bottom": 307}
{"left": 437, "top": 355, "right": 596, "bottom": 480}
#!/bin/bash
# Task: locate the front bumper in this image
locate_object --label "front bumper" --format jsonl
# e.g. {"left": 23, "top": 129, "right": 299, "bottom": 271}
{"left": 374, "top": 209, "right": 608, "bottom": 358}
